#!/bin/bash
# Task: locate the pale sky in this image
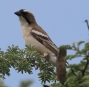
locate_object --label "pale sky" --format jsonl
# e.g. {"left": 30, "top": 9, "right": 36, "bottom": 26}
{"left": 0, "top": 1, "right": 89, "bottom": 87}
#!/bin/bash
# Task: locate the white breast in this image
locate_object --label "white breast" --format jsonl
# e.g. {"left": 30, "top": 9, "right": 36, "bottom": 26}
{"left": 19, "top": 16, "right": 57, "bottom": 65}
{"left": 21, "top": 25, "right": 47, "bottom": 52}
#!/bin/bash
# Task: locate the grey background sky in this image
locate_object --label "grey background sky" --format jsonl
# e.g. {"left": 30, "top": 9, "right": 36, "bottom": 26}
{"left": 0, "top": 0, "right": 89, "bottom": 87}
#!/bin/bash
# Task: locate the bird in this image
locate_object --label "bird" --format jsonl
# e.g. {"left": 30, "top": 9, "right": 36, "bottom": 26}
{"left": 14, "top": 9, "right": 59, "bottom": 66}
{"left": 85, "top": 20, "right": 89, "bottom": 30}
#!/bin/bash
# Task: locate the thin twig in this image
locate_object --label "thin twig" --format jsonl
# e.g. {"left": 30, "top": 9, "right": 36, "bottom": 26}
{"left": 82, "top": 55, "right": 89, "bottom": 76}
{"left": 85, "top": 20, "right": 89, "bottom": 31}
{"left": 71, "top": 68, "right": 77, "bottom": 76}
{"left": 66, "top": 61, "right": 77, "bottom": 76}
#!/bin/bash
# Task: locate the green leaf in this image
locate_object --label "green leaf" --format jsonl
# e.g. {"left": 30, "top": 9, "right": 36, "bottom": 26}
{"left": 59, "top": 45, "right": 72, "bottom": 50}
{"left": 77, "top": 41, "right": 85, "bottom": 46}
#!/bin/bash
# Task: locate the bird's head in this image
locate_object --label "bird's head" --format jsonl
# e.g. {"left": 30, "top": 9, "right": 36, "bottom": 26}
{"left": 14, "top": 9, "right": 36, "bottom": 25}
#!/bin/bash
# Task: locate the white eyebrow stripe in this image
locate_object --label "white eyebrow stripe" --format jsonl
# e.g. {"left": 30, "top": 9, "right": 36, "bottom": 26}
{"left": 23, "top": 9, "right": 32, "bottom": 13}
{"left": 23, "top": 10, "right": 29, "bottom": 12}
{"left": 32, "top": 30, "right": 48, "bottom": 38}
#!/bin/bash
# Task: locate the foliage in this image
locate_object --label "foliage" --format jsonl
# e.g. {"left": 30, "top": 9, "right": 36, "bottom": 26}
{"left": 51, "top": 41, "right": 89, "bottom": 87}
{"left": 0, "top": 45, "right": 55, "bottom": 85}
{"left": 0, "top": 78, "right": 33, "bottom": 87}
{"left": 0, "top": 79, "right": 7, "bottom": 87}
{"left": 0, "top": 41, "right": 89, "bottom": 87}
{"left": 19, "top": 80, "right": 33, "bottom": 87}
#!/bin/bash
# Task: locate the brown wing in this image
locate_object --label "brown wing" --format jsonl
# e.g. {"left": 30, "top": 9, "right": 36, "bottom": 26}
{"left": 31, "top": 27, "right": 58, "bottom": 56}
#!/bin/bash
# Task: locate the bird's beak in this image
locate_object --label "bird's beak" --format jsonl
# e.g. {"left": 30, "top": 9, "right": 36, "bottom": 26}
{"left": 14, "top": 11, "right": 22, "bottom": 16}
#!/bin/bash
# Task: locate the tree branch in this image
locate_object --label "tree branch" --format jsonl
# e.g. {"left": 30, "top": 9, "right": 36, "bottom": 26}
{"left": 66, "top": 61, "right": 77, "bottom": 76}
{"left": 71, "top": 68, "right": 77, "bottom": 76}
{"left": 82, "top": 55, "right": 89, "bottom": 76}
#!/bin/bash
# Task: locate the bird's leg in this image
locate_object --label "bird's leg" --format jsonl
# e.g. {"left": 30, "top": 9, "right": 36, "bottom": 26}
{"left": 41, "top": 52, "right": 48, "bottom": 58}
